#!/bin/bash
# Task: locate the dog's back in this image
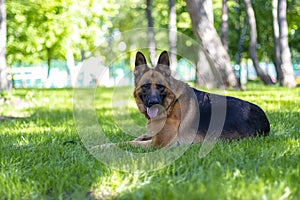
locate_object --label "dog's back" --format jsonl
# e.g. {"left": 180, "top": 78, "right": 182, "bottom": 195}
{"left": 193, "top": 88, "right": 270, "bottom": 140}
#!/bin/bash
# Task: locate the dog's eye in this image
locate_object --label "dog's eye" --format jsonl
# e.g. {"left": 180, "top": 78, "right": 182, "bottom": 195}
{"left": 156, "top": 84, "right": 165, "bottom": 91}
{"left": 141, "top": 84, "right": 151, "bottom": 91}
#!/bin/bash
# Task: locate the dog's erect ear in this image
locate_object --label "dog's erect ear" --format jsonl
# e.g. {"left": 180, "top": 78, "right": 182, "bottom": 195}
{"left": 156, "top": 51, "right": 171, "bottom": 76}
{"left": 135, "top": 51, "right": 147, "bottom": 67}
{"left": 157, "top": 51, "right": 170, "bottom": 66}
{"left": 134, "top": 52, "right": 148, "bottom": 84}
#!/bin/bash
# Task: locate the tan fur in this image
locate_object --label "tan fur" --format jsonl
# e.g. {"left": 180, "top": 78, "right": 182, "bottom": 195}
{"left": 99, "top": 51, "right": 201, "bottom": 149}
{"left": 130, "top": 69, "right": 200, "bottom": 148}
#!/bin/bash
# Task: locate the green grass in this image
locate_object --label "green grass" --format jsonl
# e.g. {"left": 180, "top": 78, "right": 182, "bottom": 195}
{"left": 0, "top": 84, "right": 299, "bottom": 200}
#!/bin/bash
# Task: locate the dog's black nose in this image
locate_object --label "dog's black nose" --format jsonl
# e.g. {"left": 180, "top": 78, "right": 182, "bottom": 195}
{"left": 148, "top": 97, "right": 160, "bottom": 106}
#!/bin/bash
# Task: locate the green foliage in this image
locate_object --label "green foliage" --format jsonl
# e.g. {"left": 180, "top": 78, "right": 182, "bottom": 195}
{"left": 253, "top": 0, "right": 274, "bottom": 60}
{"left": 213, "top": 0, "right": 300, "bottom": 62}
{"left": 5, "top": 0, "right": 300, "bottom": 67}
{"left": 6, "top": 0, "right": 114, "bottom": 65}
{"left": 288, "top": 0, "right": 300, "bottom": 54}
{"left": 0, "top": 85, "right": 299, "bottom": 199}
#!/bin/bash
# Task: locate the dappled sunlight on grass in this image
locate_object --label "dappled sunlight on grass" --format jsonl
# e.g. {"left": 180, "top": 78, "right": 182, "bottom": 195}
{"left": 0, "top": 85, "right": 299, "bottom": 199}
{"left": 89, "top": 171, "right": 152, "bottom": 199}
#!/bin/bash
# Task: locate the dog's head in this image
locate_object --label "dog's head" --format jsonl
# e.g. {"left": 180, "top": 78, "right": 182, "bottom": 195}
{"left": 133, "top": 51, "right": 176, "bottom": 119}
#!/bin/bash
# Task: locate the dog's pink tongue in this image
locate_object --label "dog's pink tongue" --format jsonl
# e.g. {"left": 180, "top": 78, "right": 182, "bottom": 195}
{"left": 147, "top": 107, "right": 159, "bottom": 118}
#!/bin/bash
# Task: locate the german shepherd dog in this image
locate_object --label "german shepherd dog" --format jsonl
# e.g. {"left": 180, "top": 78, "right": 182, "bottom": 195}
{"left": 126, "top": 51, "right": 270, "bottom": 148}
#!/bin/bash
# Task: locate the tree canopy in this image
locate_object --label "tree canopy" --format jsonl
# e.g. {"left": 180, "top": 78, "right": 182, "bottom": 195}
{"left": 6, "top": 0, "right": 116, "bottom": 65}
{"left": 4, "top": 0, "right": 300, "bottom": 80}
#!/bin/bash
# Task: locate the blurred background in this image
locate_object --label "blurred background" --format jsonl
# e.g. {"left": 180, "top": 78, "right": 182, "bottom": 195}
{"left": 0, "top": 0, "right": 299, "bottom": 89}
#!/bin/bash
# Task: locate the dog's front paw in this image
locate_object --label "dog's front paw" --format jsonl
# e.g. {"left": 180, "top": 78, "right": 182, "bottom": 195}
{"left": 134, "top": 134, "right": 153, "bottom": 141}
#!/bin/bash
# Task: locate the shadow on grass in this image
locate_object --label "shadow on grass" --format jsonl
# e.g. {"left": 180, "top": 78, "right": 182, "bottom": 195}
{"left": 1, "top": 93, "right": 299, "bottom": 199}
{"left": 0, "top": 106, "right": 106, "bottom": 199}
{"left": 87, "top": 109, "right": 300, "bottom": 199}
{"left": 0, "top": 115, "right": 31, "bottom": 121}
{"left": 109, "top": 131, "right": 300, "bottom": 199}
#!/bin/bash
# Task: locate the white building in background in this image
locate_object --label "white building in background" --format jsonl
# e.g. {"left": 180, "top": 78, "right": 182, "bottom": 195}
{"left": 9, "top": 59, "right": 120, "bottom": 88}
{"left": 10, "top": 66, "right": 48, "bottom": 88}
{"left": 9, "top": 59, "right": 290, "bottom": 88}
{"left": 10, "top": 66, "right": 70, "bottom": 88}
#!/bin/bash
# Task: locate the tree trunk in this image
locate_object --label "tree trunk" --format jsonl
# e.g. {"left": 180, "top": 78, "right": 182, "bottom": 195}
{"left": 0, "top": 0, "right": 8, "bottom": 91}
{"left": 278, "top": 0, "right": 296, "bottom": 88}
{"left": 221, "top": 0, "right": 228, "bottom": 50}
{"left": 272, "top": 0, "right": 283, "bottom": 85}
{"left": 81, "top": 50, "right": 85, "bottom": 62}
{"left": 195, "top": 0, "right": 216, "bottom": 88}
{"left": 185, "top": 0, "right": 237, "bottom": 88}
{"left": 236, "top": 11, "right": 248, "bottom": 89}
{"left": 169, "top": 0, "right": 177, "bottom": 74}
{"left": 146, "top": 0, "right": 156, "bottom": 66}
{"left": 235, "top": 0, "right": 246, "bottom": 66}
{"left": 47, "top": 57, "right": 51, "bottom": 79}
{"left": 244, "top": 0, "right": 274, "bottom": 85}
{"left": 66, "top": 49, "right": 75, "bottom": 88}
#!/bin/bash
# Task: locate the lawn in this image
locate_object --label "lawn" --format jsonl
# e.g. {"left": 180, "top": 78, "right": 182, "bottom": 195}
{"left": 0, "top": 84, "right": 299, "bottom": 200}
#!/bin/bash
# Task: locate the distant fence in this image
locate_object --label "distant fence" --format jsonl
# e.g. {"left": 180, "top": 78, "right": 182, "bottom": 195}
{"left": 8, "top": 62, "right": 130, "bottom": 88}
{"left": 9, "top": 66, "right": 68, "bottom": 88}
{"left": 8, "top": 60, "right": 300, "bottom": 88}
